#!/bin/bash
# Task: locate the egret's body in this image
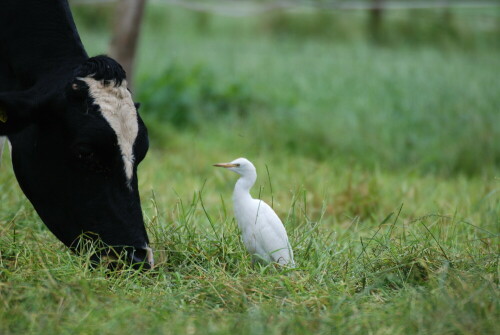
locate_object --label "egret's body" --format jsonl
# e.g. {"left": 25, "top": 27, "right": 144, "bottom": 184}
{"left": 215, "top": 158, "right": 295, "bottom": 267}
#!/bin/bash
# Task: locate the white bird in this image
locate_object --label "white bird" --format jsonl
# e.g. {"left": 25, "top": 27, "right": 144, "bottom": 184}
{"left": 214, "top": 158, "right": 295, "bottom": 267}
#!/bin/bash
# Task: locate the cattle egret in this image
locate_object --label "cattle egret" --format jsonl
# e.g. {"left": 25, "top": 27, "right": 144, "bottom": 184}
{"left": 214, "top": 158, "right": 295, "bottom": 267}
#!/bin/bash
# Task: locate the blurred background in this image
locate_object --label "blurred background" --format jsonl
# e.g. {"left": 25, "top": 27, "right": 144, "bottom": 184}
{"left": 70, "top": 0, "right": 500, "bottom": 180}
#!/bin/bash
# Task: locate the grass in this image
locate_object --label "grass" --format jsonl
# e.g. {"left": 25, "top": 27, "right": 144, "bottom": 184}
{"left": 1, "top": 148, "right": 498, "bottom": 334}
{"left": 1, "top": 4, "right": 500, "bottom": 335}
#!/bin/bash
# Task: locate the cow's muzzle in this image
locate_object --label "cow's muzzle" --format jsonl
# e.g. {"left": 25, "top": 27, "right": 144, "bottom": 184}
{"left": 129, "top": 245, "right": 154, "bottom": 269}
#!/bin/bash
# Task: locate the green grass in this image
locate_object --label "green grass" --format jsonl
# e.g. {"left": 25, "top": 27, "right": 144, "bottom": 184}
{"left": 1, "top": 144, "right": 498, "bottom": 334}
{"left": 1, "top": 4, "right": 499, "bottom": 335}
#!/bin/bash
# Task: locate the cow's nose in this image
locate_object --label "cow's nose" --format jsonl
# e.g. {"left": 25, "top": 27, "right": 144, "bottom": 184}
{"left": 129, "top": 246, "right": 154, "bottom": 270}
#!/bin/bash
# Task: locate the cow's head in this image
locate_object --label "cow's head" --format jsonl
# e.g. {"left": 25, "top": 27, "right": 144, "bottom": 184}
{"left": 0, "top": 56, "right": 153, "bottom": 268}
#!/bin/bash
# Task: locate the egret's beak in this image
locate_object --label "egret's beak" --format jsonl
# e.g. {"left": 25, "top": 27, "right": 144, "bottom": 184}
{"left": 213, "top": 163, "right": 239, "bottom": 168}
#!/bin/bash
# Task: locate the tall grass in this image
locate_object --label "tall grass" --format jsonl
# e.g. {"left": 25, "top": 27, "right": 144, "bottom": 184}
{"left": 1, "top": 143, "right": 498, "bottom": 333}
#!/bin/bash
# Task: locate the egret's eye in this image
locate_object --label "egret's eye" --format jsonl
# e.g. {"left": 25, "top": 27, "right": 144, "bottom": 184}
{"left": 235, "top": 164, "right": 240, "bottom": 167}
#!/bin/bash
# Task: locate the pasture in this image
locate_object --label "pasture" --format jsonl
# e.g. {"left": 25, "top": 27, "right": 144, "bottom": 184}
{"left": 1, "top": 4, "right": 499, "bottom": 334}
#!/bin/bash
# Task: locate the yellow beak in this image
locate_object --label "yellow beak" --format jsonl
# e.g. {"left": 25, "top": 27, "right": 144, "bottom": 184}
{"left": 213, "top": 163, "right": 239, "bottom": 168}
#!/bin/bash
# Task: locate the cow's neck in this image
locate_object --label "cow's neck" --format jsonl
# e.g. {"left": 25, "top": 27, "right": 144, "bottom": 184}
{"left": 0, "top": 0, "right": 88, "bottom": 87}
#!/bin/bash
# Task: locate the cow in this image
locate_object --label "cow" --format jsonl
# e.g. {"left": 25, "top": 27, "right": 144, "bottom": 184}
{"left": 0, "top": 0, "right": 154, "bottom": 268}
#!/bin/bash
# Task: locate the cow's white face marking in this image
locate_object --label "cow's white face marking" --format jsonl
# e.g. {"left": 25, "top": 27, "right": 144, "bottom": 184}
{"left": 80, "top": 77, "right": 138, "bottom": 187}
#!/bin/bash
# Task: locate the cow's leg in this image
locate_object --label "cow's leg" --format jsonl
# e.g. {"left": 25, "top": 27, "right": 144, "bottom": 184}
{"left": 0, "top": 136, "right": 11, "bottom": 168}
{"left": 0, "top": 136, "right": 5, "bottom": 168}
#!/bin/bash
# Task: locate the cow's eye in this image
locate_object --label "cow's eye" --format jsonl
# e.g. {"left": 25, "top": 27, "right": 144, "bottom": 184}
{"left": 79, "top": 151, "right": 94, "bottom": 161}
{"left": 73, "top": 144, "right": 109, "bottom": 174}
{"left": 74, "top": 144, "right": 94, "bottom": 160}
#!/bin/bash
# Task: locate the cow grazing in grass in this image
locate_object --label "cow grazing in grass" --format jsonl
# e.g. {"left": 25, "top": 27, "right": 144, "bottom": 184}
{"left": 0, "top": 0, "right": 153, "bottom": 268}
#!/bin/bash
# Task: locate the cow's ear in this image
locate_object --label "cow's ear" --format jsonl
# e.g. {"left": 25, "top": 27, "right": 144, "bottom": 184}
{"left": 0, "top": 90, "right": 47, "bottom": 135}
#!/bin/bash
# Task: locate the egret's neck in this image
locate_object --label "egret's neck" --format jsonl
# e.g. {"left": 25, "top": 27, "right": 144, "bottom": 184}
{"left": 233, "top": 172, "right": 257, "bottom": 202}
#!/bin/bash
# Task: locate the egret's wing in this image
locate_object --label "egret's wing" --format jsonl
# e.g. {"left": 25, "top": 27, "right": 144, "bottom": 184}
{"left": 256, "top": 201, "right": 295, "bottom": 266}
{"left": 256, "top": 201, "right": 288, "bottom": 237}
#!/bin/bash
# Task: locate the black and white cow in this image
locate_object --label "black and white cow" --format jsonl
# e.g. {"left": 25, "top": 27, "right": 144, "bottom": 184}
{"left": 0, "top": 0, "right": 153, "bottom": 267}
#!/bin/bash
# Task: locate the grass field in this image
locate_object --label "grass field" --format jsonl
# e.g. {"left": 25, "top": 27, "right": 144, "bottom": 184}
{"left": 1, "top": 4, "right": 499, "bottom": 334}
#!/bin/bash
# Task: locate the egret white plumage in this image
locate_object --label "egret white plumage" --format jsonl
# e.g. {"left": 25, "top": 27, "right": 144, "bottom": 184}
{"left": 214, "top": 158, "right": 295, "bottom": 267}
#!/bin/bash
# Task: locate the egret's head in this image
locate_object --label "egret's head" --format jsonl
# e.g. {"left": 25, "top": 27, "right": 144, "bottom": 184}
{"left": 213, "top": 157, "right": 256, "bottom": 176}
